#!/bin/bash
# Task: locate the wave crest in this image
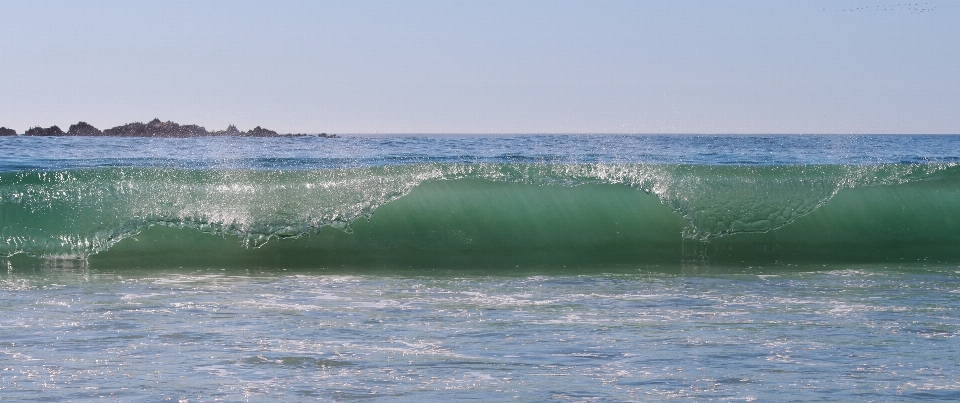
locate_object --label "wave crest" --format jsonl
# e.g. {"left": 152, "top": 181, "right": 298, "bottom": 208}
{"left": 2, "top": 163, "right": 956, "bottom": 258}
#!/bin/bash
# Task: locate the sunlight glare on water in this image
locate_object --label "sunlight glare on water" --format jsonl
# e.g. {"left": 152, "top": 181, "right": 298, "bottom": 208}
{"left": 1, "top": 267, "right": 959, "bottom": 401}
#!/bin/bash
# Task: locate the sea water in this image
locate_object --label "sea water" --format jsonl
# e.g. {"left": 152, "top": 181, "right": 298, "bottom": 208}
{"left": 2, "top": 135, "right": 959, "bottom": 401}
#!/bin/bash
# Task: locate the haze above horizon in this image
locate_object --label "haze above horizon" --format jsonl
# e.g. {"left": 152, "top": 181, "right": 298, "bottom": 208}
{"left": 1, "top": 0, "right": 958, "bottom": 134}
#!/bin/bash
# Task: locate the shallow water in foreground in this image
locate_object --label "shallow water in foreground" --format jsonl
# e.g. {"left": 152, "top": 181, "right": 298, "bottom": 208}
{"left": 2, "top": 265, "right": 959, "bottom": 401}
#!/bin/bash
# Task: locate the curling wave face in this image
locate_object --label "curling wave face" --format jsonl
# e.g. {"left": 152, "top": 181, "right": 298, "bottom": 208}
{"left": 3, "top": 162, "right": 960, "bottom": 268}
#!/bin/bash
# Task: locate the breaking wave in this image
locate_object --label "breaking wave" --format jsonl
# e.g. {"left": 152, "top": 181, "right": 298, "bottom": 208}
{"left": 3, "top": 163, "right": 959, "bottom": 268}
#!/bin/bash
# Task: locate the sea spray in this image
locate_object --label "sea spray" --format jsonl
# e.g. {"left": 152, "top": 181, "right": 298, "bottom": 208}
{"left": 3, "top": 162, "right": 959, "bottom": 267}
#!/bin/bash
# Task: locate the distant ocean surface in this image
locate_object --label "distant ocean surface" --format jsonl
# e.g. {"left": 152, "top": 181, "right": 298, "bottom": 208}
{"left": 2, "top": 135, "right": 960, "bottom": 401}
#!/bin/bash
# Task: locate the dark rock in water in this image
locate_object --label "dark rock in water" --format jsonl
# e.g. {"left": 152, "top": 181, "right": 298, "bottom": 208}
{"left": 244, "top": 126, "right": 280, "bottom": 137}
{"left": 67, "top": 121, "right": 102, "bottom": 136}
{"left": 104, "top": 118, "right": 208, "bottom": 137}
{"left": 318, "top": 132, "right": 339, "bottom": 138}
{"left": 25, "top": 126, "right": 64, "bottom": 136}
{"left": 211, "top": 124, "right": 283, "bottom": 137}
{"left": 16, "top": 118, "right": 322, "bottom": 137}
{"left": 210, "top": 124, "right": 241, "bottom": 136}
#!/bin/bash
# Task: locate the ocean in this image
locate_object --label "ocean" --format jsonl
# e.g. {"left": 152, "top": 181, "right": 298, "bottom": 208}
{"left": 2, "top": 134, "right": 959, "bottom": 401}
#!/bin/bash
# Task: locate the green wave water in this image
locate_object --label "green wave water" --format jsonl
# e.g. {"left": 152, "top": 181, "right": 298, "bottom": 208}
{"left": 3, "top": 163, "right": 959, "bottom": 269}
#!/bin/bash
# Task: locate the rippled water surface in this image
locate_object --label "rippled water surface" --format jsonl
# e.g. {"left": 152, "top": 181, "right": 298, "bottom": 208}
{"left": 3, "top": 134, "right": 960, "bottom": 172}
{"left": 2, "top": 266, "right": 959, "bottom": 401}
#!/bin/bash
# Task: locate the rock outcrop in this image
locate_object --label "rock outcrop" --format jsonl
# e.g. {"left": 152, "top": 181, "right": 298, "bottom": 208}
{"left": 210, "top": 124, "right": 242, "bottom": 136}
{"left": 67, "top": 122, "right": 102, "bottom": 136}
{"left": 16, "top": 119, "right": 331, "bottom": 138}
{"left": 243, "top": 126, "right": 280, "bottom": 137}
{"left": 102, "top": 118, "right": 208, "bottom": 138}
{"left": 25, "top": 126, "right": 64, "bottom": 136}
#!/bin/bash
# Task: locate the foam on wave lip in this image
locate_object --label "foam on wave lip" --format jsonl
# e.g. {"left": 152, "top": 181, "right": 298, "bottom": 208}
{"left": 1, "top": 162, "right": 958, "bottom": 260}
{"left": 467, "top": 162, "right": 957, "bottom": 240}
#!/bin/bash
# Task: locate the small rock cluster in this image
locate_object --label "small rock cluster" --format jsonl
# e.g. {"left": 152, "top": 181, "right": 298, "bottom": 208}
{"left": 2, "top": 119, "right": 337, "bottom": 138}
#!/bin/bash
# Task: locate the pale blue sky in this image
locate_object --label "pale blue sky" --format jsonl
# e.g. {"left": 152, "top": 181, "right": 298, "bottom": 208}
{"left": 1, "top": 0, "right": 958, "bottom": 134}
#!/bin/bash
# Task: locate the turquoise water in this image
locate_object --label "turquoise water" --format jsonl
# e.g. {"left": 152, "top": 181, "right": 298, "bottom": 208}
{"left": 2, "top": 135, "right": 960, "bottom": 401}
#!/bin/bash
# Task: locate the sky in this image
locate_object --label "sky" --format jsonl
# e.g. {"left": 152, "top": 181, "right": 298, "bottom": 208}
{"left": 1, "top": 0, "right": 958, "bottom": 134}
